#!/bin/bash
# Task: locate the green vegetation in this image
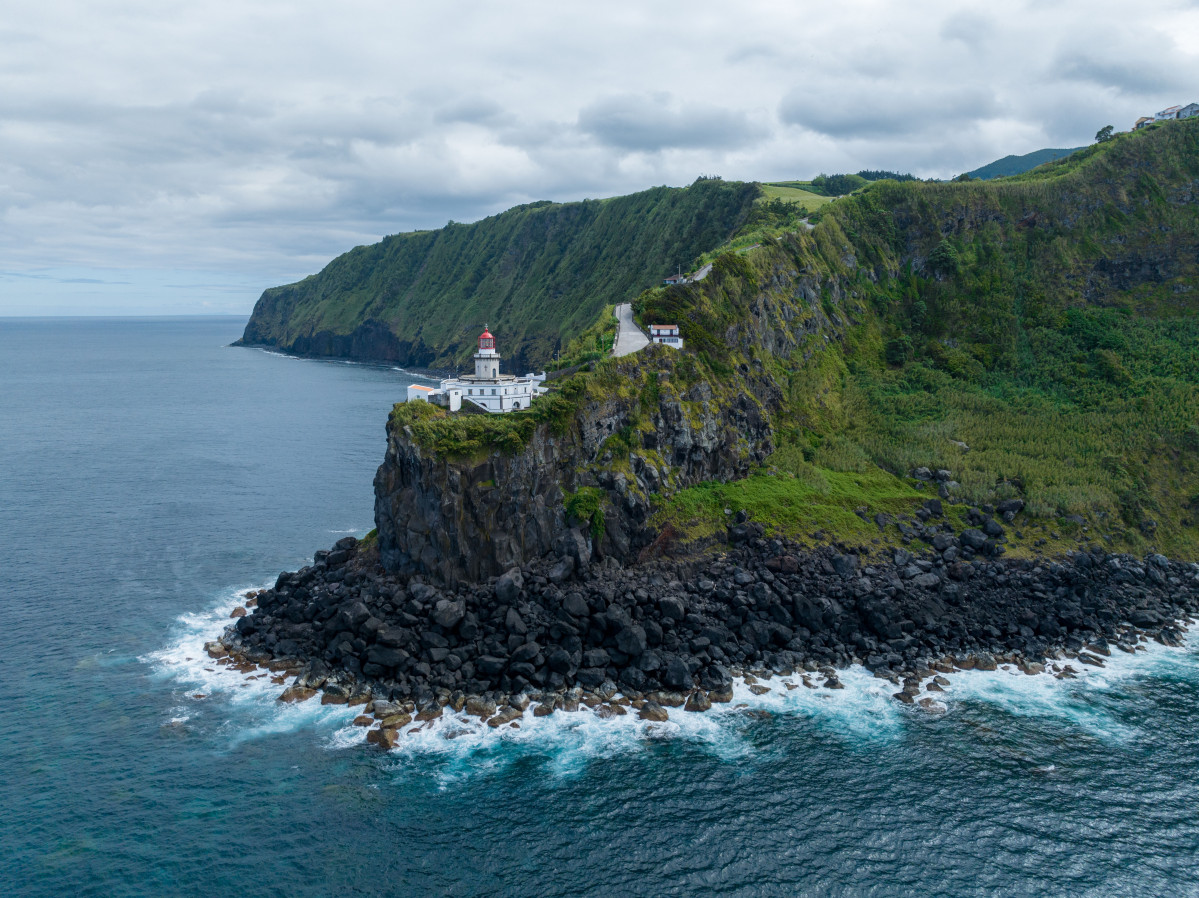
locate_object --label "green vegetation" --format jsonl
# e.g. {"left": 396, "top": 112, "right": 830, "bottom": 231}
{"left": 857, "top": 170, "right": 918, "bottom": 182}
{"left": 636, "top": 248, "right": 760, "bottom": 374}
{"left": 768, "top": 172, "right": 914, "bottom": 198}
{"left": 390, "top": 377, "right": 588, "bottom": 460}
{"left": 759, "top": 183, "right": 834, "bottom": 210}
{"left": 241, "top": 178, "right": 759, "bottom": 370}
{"left": 809, "top": 173, "right": 869, "bottom": 196}
{"left": 656, "top": 467, "right": 957, "bottom": 549}
{"left": 647, "top": 121, "right": 1199, "bottom": 557}
{"left": 963, "top": 146, "right": 1084, "bottom": 180}
{"left": 681, "top": 196, "right": 821, "bottom": 273}
{"left": 766, "top": 171, "right": 916, "bottom": 203}
{"left": 565, "top": 486, "right": 607, "bottom": 539}
{"left": 548, "top": 305, "right": 617, "bottom": 370}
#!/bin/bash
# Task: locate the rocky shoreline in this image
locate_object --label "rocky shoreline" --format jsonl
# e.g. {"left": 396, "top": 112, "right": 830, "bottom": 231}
{"left": 214, "top": 504, "right": 1199, "bottom": 745}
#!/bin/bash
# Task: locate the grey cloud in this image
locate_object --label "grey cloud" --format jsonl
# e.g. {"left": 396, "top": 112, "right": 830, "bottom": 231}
{"left": 847, "top": 44, "right": 909, "bottom": 80}
{"left": 780, "top": 84, "right": 1000, "bottom": 139}
{"left": 578, "top": 94, "right": 763, "bottom": 151}
{"left": 940, "top": 11, "right": 993, "bottom": 45}
{"left": 433, "top": 97, "right": 510, "bottom": 126}
{"left": 725, "top": 43, "right": 782, "bottom": 65}
{"left": 1052, "top": 52, "right": 1183, "bottom": 96}
{"left": 4, "top": 0, "right": 1195, "bottom": 315}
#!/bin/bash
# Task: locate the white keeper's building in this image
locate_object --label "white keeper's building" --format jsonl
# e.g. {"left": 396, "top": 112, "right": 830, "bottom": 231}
{"left": 407, "top": 327, "right": 547, "bottom": 413}
{"left": 649, "top": 324, "right": 684, "bottom": 349}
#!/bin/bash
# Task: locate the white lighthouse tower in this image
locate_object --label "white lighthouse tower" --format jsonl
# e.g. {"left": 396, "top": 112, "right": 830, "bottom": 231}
{"left": 406, "top": 325, "right": 547, "bottom": 414}
{"left": 474, "top": 326, "right": 500, "bottom": 379}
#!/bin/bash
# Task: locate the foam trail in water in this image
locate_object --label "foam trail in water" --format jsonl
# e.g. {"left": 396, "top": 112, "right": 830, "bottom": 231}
{"left": 366, "top": 698, "right": 755, "bottom": 785}
{"left": 360, "top": 628, "right": 1199, "bottom": 778}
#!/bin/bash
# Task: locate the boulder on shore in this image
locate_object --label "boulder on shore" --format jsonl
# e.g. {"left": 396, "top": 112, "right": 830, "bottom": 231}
{"left": 278, "top": 685, "right": 316, "bottom": 703}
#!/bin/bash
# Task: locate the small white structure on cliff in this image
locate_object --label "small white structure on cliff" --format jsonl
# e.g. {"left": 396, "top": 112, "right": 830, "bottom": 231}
{"left": 406, "top": 327, "right": 547, "bottom": 413}
{"left": 649, "top": 324, "right": 684, "bottom": 349}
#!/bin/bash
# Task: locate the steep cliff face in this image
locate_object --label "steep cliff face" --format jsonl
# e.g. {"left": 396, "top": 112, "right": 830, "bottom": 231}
{"left": 374, "top": 417, "right": 570, "bottom": 584}
{"left": 237, "top": 179, "right": 760, "bottom": 371}
{"left": 373, "top": 353, "right": 775, "bottom": 583}
{"left": 372, "top": 122, "right": 1199, "bottom": 578}
{"left": 372, "top": 237, "right": 854, "bottom": 584}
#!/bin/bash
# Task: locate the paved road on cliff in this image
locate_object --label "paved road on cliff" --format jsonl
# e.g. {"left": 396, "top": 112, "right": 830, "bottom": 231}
{"left": 613, "top": 302, "right": 649, "bottom": 357}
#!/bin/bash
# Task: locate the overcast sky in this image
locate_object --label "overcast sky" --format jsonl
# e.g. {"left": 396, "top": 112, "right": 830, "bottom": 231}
{"left": 3, "top": 0, "right": 1198, "bottom": 315}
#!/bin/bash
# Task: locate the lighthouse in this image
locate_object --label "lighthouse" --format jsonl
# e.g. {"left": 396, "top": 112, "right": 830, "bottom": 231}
{"left": 406, "top": 325, "right": 547, "bottom": 414}
{"left": 474, "top": 326, "right": 500, "bottom": 380}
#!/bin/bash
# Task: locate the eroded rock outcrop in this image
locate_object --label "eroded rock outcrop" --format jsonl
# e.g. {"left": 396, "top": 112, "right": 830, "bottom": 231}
{"left": 374, "top": 353, "right": 774, "bottom": 584}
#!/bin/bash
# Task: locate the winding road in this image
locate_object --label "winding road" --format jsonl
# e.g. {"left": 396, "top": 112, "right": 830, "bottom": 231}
{"left": 612, "top": 302, "right": 649, "bottom": 357}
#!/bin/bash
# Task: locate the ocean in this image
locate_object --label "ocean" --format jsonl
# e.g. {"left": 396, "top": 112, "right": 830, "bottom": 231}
{"left": 2, "top": 316, "right": 1197, "bottom": 897}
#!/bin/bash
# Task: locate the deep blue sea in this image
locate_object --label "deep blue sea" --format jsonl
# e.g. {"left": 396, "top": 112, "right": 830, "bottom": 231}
{"left": 3, "top": 317, "right": 1199, "bottom": 897}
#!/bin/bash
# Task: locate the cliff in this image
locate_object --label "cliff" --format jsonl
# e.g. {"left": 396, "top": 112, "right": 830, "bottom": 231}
{"left": 374, "top": 346, "right": 776, "bottom": 583}
{"left": 237, "top": 178, "right": 759, "bottom": 371}
{"left": 216, "top": 122, "right": 1199, "bottom": 729}
{"left": 371, "top": 226, "right": 873, "bottom": 583}
{"left": 375, "top": 120, "right": 1199, "bottom": 577}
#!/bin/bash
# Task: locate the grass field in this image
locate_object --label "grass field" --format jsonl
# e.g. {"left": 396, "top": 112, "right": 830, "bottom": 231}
{"left": 760, "top": 183, "right": 836, "bottom": 209}
{"left": 656, "top": 462, "right": 1123, "bottom": 562}
{"left": 656, "top": 468, "right": 937, "bottom": 546}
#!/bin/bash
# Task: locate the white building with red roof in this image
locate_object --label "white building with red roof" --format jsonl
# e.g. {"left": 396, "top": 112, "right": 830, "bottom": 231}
{"left": 407, "top": 327, "right": 546, "bottom": 414}
{"left": 649, "top": 324, "right": 684, "bottom": 349}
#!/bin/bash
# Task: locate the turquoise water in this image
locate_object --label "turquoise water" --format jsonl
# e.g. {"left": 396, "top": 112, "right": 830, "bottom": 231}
{"left": 2, "top": 317, "right": 1198, "bottom": 897}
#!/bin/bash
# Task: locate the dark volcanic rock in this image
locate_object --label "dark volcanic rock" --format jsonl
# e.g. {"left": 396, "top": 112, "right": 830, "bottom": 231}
{"left": 960, "top": 529, "right": 988, "bottom": 551}
{"left": 225, "top": 533, "right": 1199, "bottom": 718}
{"left": 495, "top": 568, "right": 524, "bottom": 603}
{"left": 431, "top": 598, "right": 465, "bottom": 629}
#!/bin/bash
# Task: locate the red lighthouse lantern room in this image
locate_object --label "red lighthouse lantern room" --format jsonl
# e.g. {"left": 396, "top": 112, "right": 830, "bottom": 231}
{"left": 478, "top": 327, "right": 495, "bottom": 353}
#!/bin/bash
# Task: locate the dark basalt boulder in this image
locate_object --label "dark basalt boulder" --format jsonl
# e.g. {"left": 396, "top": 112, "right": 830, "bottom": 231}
{"left": 663, "top": 656, "right": 693, "bottom": 690}
{"left": 431, "top": 598, "right": 466, "bottom": 629}
{"left": 495, "top": 568, "right": 523, "bottom": 603}
{"left": 960, "top": 529, "right": 988, "bottom": 550}
{"left": 831, "top": 553, "right": 859, "bottom": 578}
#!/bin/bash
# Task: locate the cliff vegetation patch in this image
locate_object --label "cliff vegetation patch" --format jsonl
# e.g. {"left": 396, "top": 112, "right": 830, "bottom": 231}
{"left": 630, "top": 122, "right": 1199, "bottom": 557}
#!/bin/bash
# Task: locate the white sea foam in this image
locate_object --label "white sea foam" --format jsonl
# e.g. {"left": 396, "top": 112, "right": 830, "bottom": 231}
{"left": 257, "top": 349, "right": 304, "bottom": 361}
{"left": 142, "top": 584, "right": 365, "bottom": 745}
{"left": 146, "top": 586, "right": 1199, "bottom": 769}
{"left": 370, "top": 699, "right": 753, "bottom": 784}
{"left": 920, "top": 622, "right": 1199, "bottom": 742}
